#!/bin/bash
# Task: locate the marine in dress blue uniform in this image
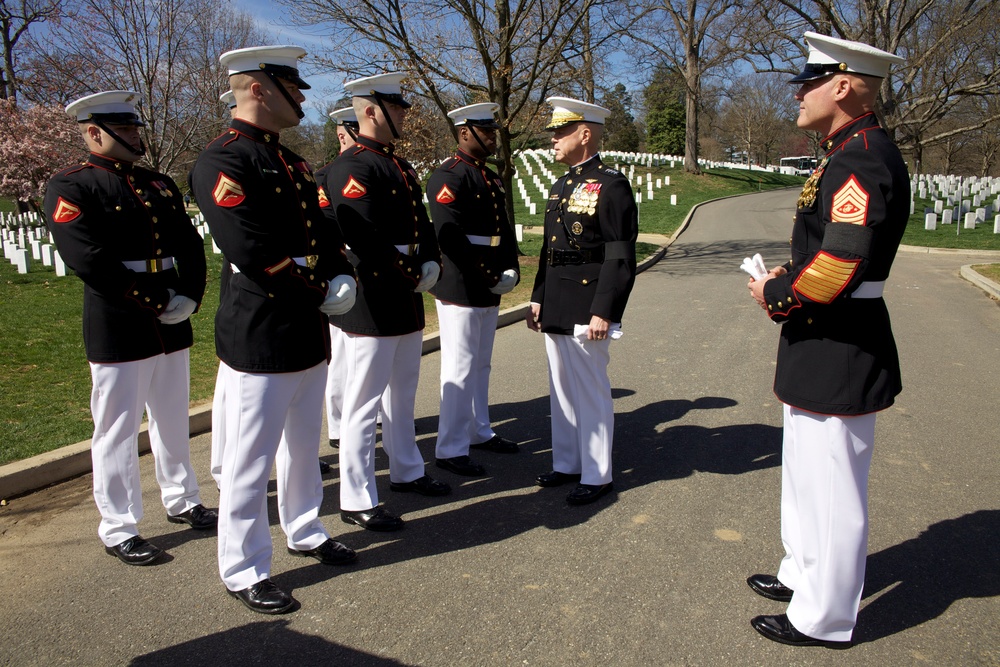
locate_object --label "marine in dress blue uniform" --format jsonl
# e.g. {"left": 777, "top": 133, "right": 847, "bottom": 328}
{"left": 189, "top": 46, "right": 358, "bottom": 615}
{"left": 319, "top": 73, "right": 449, "bottom": 532}
{"left": 45, "top": 91, "right": 215, "bottom": 566}
{"left": 316, "top": 106, "right": 361, "bottom": 452}
{"left": 526, "top": 97, "right": 637, "bottom": 505}
{"left": 428, "top": 103, "right": 521, "bottom": 477}
{"left": 746, "top": 33, "right": 908, "bottom": 648}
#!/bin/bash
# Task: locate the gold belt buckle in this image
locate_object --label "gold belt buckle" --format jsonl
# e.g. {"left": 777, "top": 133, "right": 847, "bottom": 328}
{"left": 490, "top": 235, "right": 500, "bottom": 247}
{"left": 146, "top": 259, "right": 162, "bottom": 273}
{"left": 305, "top": 255, "right": 318, "bottom": 269}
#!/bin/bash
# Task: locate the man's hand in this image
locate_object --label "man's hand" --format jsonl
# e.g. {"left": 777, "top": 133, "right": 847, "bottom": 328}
{"left": 587, "top": 314, "right": 610, "bottom": 340}
{"left": 526, "top": 302, "right": 541, "bottom": 331}
{"left": 748, "top": 266, "right": 787, "bottom": 311}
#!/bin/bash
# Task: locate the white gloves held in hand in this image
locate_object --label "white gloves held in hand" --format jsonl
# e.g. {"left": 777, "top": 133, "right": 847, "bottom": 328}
{"left": 320, "top": 275, "right": 357, "bottom": 315}
{"left": 158, "top": 290, "right": 197, "bottom": 325}
{"left": 414, "top": 261, "right": 440, "bottom": 293}
{"left": 489, "top": 269, "right": 518, "bottom": 295}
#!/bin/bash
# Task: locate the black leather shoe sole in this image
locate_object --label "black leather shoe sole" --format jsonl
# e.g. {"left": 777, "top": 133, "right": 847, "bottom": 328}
{"left": 319, "top": 459, "right": 332, "bottom": 475}
{"left": 751, "top": 614, "right": 852, "bottom": 649}
{"left": 166, "top": 505, "right": 218, "bottom": 530}
{"left": 340, "top": 509, "right": 405, "bottom": 532}
{"left": 566, "top": 482, "right": 614, "bottom": 505}
{"left": 747, "top": 574, "right": 793, "bottom": 602}
{"left": 287, "top": 540, "right": 357, "bottom": 565}
{"left": 388, "top": 477, "right": 451, "bottom": 496}
{"left": 536, "top": 471, "right": 582, "bottom": 487}
{"left": 435, "top": 457, "right": 487, "bottom": 477}
{"left": 228, "top": 587, "right": 295, "bottom": 615}
{"left": 470, "top": 435, "right": 519, "bottom": 453}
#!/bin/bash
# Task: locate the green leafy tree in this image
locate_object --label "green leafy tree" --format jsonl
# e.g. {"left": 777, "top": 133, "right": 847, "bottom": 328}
{"left": 601, "top": 83, "right": 641, "bottom": 152}
{"left": 644, "top": 64, "right": 686, "bottom": 155}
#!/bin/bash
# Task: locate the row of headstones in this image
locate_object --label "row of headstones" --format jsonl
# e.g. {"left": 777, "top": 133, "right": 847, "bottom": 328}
{"left": 0, "top": 210, "right": 44, "bottom": 230}
{"left": 912, "top": 174, "right": 1000, "bottom": 232}
{"left": 1, "top": 225, "right": 68, "bottom": 275}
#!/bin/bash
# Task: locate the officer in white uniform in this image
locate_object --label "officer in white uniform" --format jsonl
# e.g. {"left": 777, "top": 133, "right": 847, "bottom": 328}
{"left": 526, "top": 98, "right": 638, "bottom": 505}
{"left": 427, "top": 103, "right": 521, "bottom": 477}
{"left": 746, "top": 34, "right": 908, "bottom": 648}
{"left": 190, "top": 45, "right": 359, "bottom": 615}
{"left": 45, "top": 91, "right": 216, "bottom": 566}
{"left": 319, "top": 73, "right": 449, "bottom": 532}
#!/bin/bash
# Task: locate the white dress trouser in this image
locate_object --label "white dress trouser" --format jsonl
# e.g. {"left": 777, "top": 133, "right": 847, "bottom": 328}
{"left": 543, "top": 331, "right": 613, "bottom": 485}
{"left": 339, "top": 331, "right": 425, "bottom": 512}
{"left": 325, "top": 323, "right": 348, "bottom": 440}
{"left": 777, "top": 404, "right": 876, "bottom": 642}
{"left": 89, "top": 349, "right": 202, "bottom": 547}
{"left": 435, "top": 300, "right": 499, "bottom": 459}
{"left": 209, "top": 362, "right": 226, "bottom": 487}
{"left": 216, "top": 361, "right": 329, "bottom": 592}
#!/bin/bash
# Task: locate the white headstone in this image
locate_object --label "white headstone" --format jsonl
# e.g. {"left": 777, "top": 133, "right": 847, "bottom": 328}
{"left": 964, "top": 212, "right": 977, "bottom": 229}
{"left": 515, "top": 224, "right": 523, "bottom": 242}
{"left": 30, "top": 239, "right": 41, "bottom": 260}
{"left": 924, "top": 213, "right": 937, "bottom": 230}
{"left": 41, "top": 244, "right": 54, "bottom": 266}
{"left": 995, "top": 215, "right": 1000, "bottom": 234}
{"left": 976, "top": 208, "right": 986, "bottom": 223}
{"left": 670, "top": 194, "right": 677, "bottom": 206}
{"left": 636, "top": 193, "right": 642, "bottom": 204}
{"left": 529, "top": 203, "right": 536, "bottom": 216}
{"left": 934, "top": 200, "right": 943, "bottom": 214}
{"left": 54, "top": 250, "right": 67, "bottom": 276}
{"left": 211, "top": 239, "right": 222, "bottom": 255}
{"left": 15, "top": 248, "right": 30, "bottom": 274}
{"left": 942, "top": 209, "right": 953, "bottom": 225}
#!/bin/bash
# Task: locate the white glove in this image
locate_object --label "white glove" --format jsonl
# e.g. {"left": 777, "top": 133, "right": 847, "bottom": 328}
{"left": 489, "top": 269, "right": 518, "bottom": 295}
{"left": 158, "top": 293, "right": 197, "bottom": 325}
{"left": 319, "top": 274, "right": 357, "bottom": 315}
{"left": 740, "top": 253, "right": 768, "bottom": 280}
{"left": 414, "top": 261, "right": 440, "bottom": 293}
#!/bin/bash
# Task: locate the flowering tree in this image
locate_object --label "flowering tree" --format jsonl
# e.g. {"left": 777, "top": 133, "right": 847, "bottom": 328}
{"left": 0, "top": 98, "right": 83, "bottom": 210}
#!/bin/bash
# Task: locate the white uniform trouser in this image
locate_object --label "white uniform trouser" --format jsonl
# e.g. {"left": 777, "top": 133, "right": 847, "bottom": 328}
{"left": 89, "top": 349, "right": 202, "bottom": 547}
{"left": 339, "top": 331, "right": 425, "bottom": 512}
{"left": 434, "top": 300, "right": 499, "bottom": 459}
{"left": 777, "top": 404, "right": 876, "bottom": 642}
{"left": 543, "top": 331, "right": 613, "bottom": 486}
{"left": 209, "top": 361, "right": 226, "bottom": 487}
{"left": 325, "top": 323, "right": 348, "bottom": 440}
{"left": 216, "top": 361, "right": 330, "bottom": 592}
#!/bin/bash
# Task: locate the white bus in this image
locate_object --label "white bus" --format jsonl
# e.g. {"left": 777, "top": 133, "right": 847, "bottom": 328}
{"left": 778, "top": 156, "right": 818, "bottom": 176}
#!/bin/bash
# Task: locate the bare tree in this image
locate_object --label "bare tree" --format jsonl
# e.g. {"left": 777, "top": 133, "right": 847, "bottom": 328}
{"left": 0, "top": 0, "right": 63, "bottom": 103}
{"left": 740, "top": 0, "right": 1000, "bottom": 174}
{"left": 277, "top": 0, "right": 613, "bottom": 227}
{"left": 715, "top": 72, "right": 795, "bottom": 166}
{"left": 615, "top": 0, "right": 746, "bottom": 174}
{"left": 22, "top": 0, "right": 261, "bottom": 177}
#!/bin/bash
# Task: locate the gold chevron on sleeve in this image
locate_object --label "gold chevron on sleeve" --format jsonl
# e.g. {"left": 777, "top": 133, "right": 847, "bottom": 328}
{"left": 793, "top": 252, "right": 859, "bottom": 303}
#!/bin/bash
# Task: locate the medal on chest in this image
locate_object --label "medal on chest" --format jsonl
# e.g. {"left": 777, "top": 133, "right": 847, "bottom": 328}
{"left": 796, "top": 157, "right": 828, "bottom": 210}
{"left": 567, "top": 181, "right": 601, "bottom": 215}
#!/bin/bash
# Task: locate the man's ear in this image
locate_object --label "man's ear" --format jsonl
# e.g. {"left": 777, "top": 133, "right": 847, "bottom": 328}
{"left": 86, "top": 125, "right": 103, "bottom": 144}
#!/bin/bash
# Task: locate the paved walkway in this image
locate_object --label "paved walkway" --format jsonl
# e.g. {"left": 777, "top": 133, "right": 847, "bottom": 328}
{"left": 1, "top": 189, "right": 998, "bottom": 666}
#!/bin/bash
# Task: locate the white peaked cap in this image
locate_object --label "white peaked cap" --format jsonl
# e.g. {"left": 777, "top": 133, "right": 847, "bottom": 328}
{"left": 544, "top": 96, "right": 611, "bottom": 130}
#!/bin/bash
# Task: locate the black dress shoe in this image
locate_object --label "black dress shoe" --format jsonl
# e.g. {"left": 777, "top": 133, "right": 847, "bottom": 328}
{"left": 747, "top": 574, "right": 793, "bottom": 602}
{"left": 436, "top": 455, "right": 487, "bottom": 476}
{"left": 535, "top": 470, "right": 582, "bottom": 487}
{"left": 329, "top": 438, "right": 340, "bottom": 449}
{"left": 105, "top": 536, "right": 163, "bottom": 565}
{"left": 470, "top": 434, "right": 519, "bottom": 453}
{"left": 319, "top": 459, "right": 332, "bottom": 474}
{"left": 566, "top": 482, "right": 614, "bottom": 505}
{"left": 228, "top": 579, "right": 295, "bottom": 615}
{"left": 166, "top": 504, "right": 218, "bottom": 530}
{"left": 287, "top": 538, "right": 357, "bottom": 565}
{"left": 751, "top": 614, "right": 852, "bottom": 649}
{"left": 340, "top": 506, "right": 405, "bottom": 532}
{"left": 389, "top": 474, "right": 451, "bottom": 496}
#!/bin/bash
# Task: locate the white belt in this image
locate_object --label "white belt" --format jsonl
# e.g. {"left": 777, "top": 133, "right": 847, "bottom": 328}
{"left": 230, "top": 257, "right": 308, "bottom": 274}
{"left": 851, "top": 281, "right": 885, "bottom": 299}
{"left": 467, "top": 234, "right": 501, "bottom": 247}
{"left": 123, "top": 257, "right": 174, "bottom": 273}
{"left": 394, "top": 244, "right": 420, "bottom": 255}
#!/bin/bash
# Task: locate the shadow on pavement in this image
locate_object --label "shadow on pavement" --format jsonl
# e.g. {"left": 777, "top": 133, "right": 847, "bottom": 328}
{"left": 856, "top": 509, "right": 1000, "bottom": 644}
{"left": 130, "top": 620, "right": 414, "bottom": 666}
{"left": 657, "top": 240, "right": 793, "bottom": 276}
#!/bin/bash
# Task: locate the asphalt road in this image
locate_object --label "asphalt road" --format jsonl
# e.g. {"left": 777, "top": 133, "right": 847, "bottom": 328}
{"left": 1, "top": 189, "right": 998, "bottom": 666}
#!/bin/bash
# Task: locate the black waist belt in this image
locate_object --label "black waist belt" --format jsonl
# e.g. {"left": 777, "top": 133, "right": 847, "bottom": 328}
{"left": 548, "top": 247, "right": 604, "bottom": 266}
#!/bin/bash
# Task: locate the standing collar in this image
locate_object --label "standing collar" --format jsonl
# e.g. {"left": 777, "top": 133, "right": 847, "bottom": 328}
{"left": 822, "top": 112, "right": 880, "bottom": 154}
{"left": 230, "top": 118, "right": 280, "bottom": 145}
{"left": 88, "top": 152, "right": 135, "bottom": 173}
{"left": 355, "top": 133, "right": 395, "bottom": 156}
{"left": 455, "top": 148, "right": 488, "bottom": 169}
{"left": 569, "top": 154, "right": 602, "bottom": 176}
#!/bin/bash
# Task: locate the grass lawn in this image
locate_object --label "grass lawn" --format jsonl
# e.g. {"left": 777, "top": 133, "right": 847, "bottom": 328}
{"left": 971, "top": 264, "right": 1000, "bottom": 283}
{"left": 904, "top": 194, "right": 1000, "bottom": 250}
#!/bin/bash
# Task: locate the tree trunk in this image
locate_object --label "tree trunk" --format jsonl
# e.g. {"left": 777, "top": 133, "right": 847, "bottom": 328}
{"left": 582, "top": 8, "right": 594, "bottom": 103}
{"left": 684, "top": 55, "right": 701, "bottom": 175}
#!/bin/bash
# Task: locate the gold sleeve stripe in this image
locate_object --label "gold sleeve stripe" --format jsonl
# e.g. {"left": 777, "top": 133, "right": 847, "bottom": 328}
{"left": 831, "top": 174, "right": 869, "bottom": 225}
{"left": 793, "top": 252, "right": 859, "bottom": 303}
{"left": 265, "top": 257, "right": 292, "bottom": 275}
